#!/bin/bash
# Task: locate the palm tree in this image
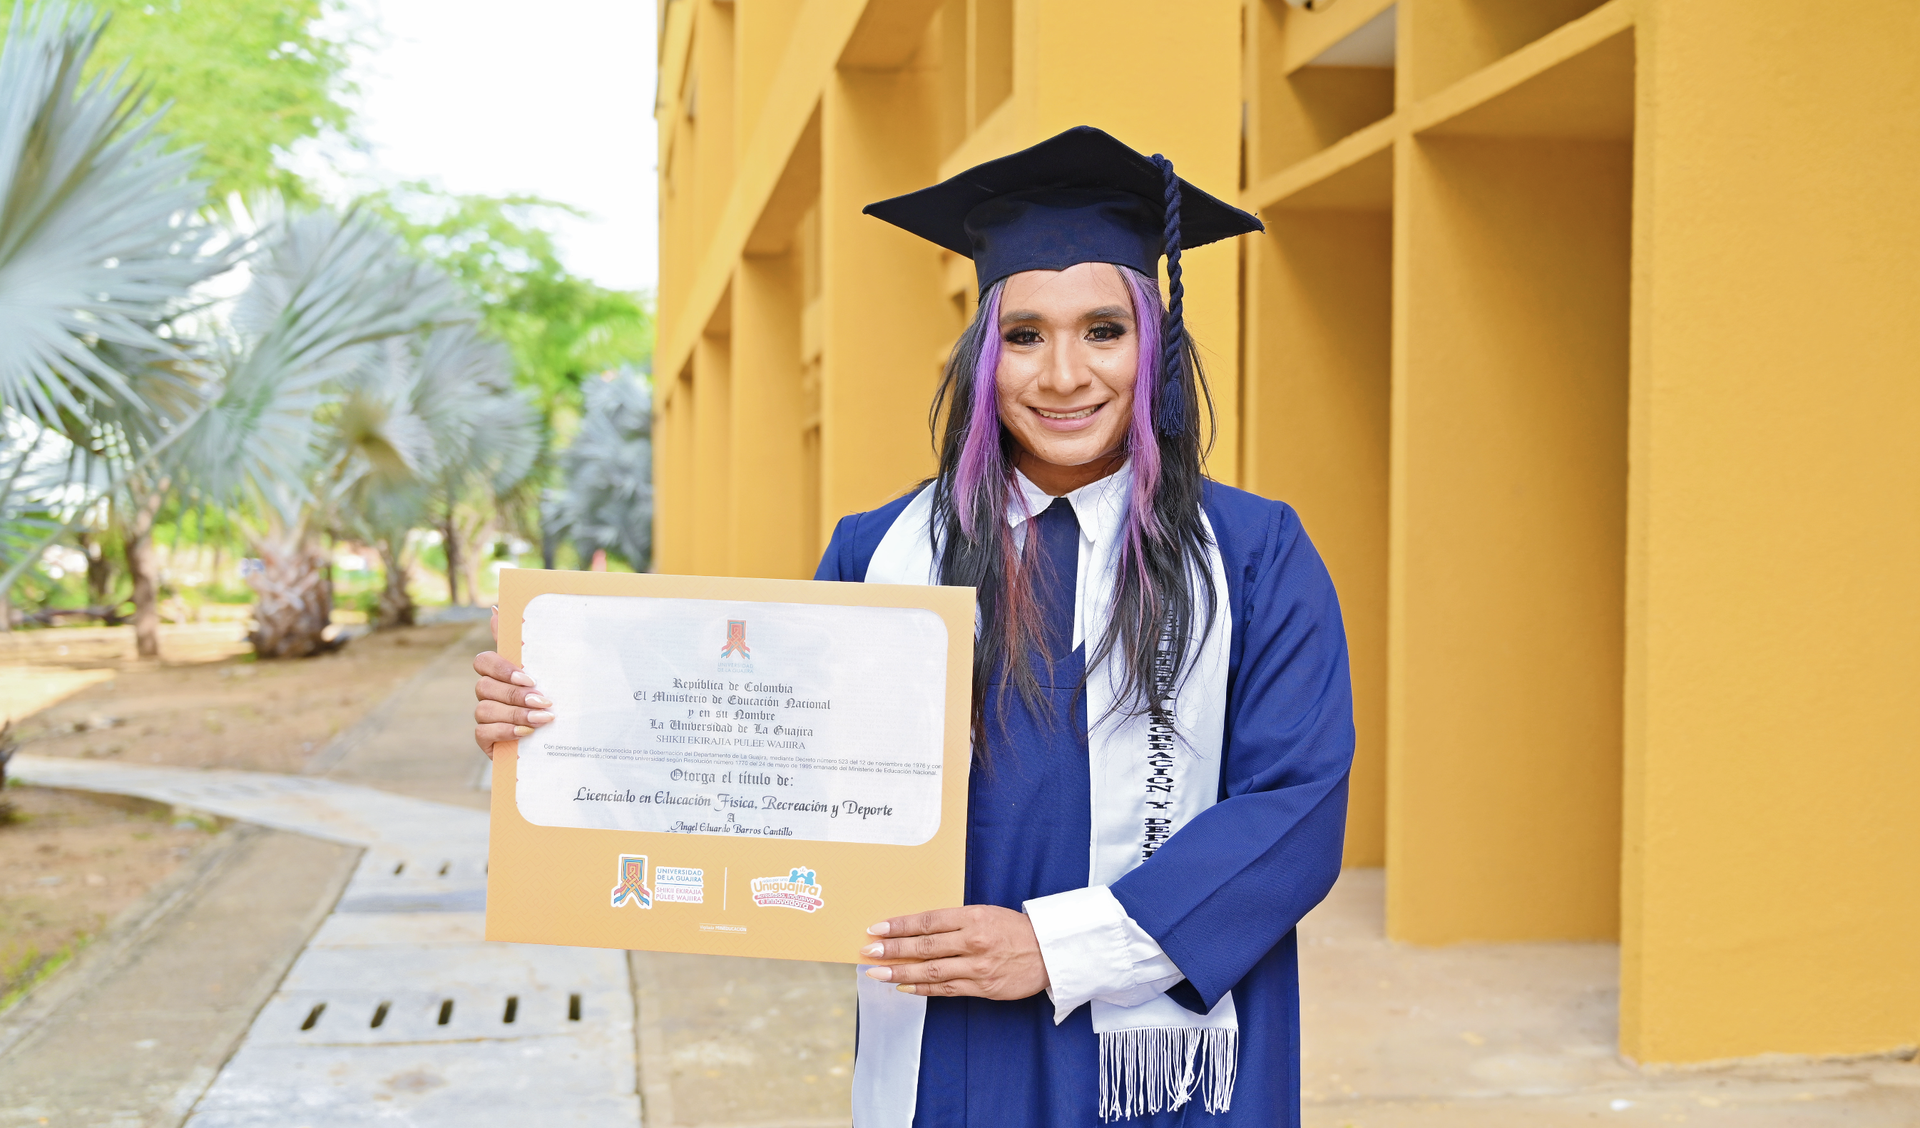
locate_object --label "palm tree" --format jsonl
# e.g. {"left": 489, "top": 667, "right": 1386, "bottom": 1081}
{"left": 182, "top": 204, "right": 464, "bottom": 657}
{"left": 0, "top": 3, "right": 235, "bottom": 625}
{"left": 546, "top": 372, "right": 652, "bottom": 572}
{"left": 334, "top": 323, "right": 539, "bottom": 627}
{"left": 430, "top": 376, "right": 541, "bottom": 607}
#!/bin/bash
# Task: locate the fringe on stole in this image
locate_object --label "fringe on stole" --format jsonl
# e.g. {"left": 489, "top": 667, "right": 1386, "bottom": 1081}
{"left": 1097, "top": 1026, "right": 1238, "bottom": 1122}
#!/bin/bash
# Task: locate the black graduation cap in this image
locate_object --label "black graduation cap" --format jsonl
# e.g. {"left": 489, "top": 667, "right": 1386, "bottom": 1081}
{"left": 863, "top": 126, "right": 1263, "bottom": 436}
{"left": 862, "top": 125, "right": 1262, "bottom": 294}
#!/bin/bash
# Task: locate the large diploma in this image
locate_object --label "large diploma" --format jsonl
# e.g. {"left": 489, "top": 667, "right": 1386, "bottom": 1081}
{"left": 485, "top": 570, "right": 974, "bottom": 963}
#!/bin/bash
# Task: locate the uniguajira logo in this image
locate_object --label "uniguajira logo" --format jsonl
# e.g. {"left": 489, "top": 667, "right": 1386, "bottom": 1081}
{"left": 750, "top": 866, "right": 824, "bottom": 912}
{"left": 720, "top": 619, "right": 751, "bottom": 659}
{"left": 611, "top": 854, "right": 652, "bottom": 909}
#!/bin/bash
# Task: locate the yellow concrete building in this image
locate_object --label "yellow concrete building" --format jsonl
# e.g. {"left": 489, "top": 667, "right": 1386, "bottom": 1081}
{"left": 652, "top": 0, "right": 1919, "bottom": 1065}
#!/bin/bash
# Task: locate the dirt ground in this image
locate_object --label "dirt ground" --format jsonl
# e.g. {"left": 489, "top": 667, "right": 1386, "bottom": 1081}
{"left": 0, "top": 618, "right": 475, "bottom": 1009}
{"left": 0, "top": 787, "right": 216, "bottom": 1005}
{"left": 7, "top": 620, "right": 470, "bottom": 773}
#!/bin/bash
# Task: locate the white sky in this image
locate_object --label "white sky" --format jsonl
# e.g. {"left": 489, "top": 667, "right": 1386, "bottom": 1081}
{"left": 299, "top": 0, "right": 660, "bottom": 294}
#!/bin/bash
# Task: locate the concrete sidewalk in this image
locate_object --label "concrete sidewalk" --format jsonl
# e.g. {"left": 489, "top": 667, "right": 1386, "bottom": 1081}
{"left": 0, "top": 622, "right": 852, "bottom": 1128}
{"left": 1299, "top": 869, "right": 1920, "bottom": 1127}
{"left": 3, "top": 755, "right": 639, "bottom": 1127}
{"left": 1, "top": 624, "right": 636, "bottom": 1127}
{"left": 306, "top": 620, "right": 497, "bottom": 811}
{"left": 0, "top": 825, "right": 358, "bottom": 1127}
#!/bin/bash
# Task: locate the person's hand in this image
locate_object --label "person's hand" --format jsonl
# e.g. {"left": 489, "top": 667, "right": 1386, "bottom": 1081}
{"left": 473, "top": 606, "right": 553, "bottom": 757}
{"left": 858, "top": 906, "right": 1049, "bottom": 1000}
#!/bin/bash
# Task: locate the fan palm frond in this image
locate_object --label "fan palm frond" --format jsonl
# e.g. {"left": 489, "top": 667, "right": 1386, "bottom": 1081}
{"left": 332, "top": 337, "right": 435, "bottom": 489}
{"left": 0, "top": 3, "right": 228, "bottom": 431}
{"left": 333, "top": 320, "right": 518, "bottom": 508}
{"left": 467, "top": 384, "right": 541, "bottom": 495}
{"left": 548, "top": 372, "right": 652, "bottom": 570}
{"left": 178, "top": 206, "right": 468, "bottom": 518}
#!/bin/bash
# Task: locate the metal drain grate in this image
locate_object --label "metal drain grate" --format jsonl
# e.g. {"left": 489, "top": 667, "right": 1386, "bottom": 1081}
{"left": 184, "top": 835, "right": 637, "bottom": 1127}
{"left": 290, "top": 990, "right": 590, "bottom": 1039}
{"left": 333, "top": 848, "right": 488, "bottom": 914}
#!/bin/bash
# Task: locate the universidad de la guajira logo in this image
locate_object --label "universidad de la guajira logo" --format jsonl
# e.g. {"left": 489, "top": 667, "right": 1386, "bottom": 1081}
{"left": 611, "top": 854, "right": 653, "bottom": 909}
{"left": 721, "top": 619, "right": 750, "bottom": 659}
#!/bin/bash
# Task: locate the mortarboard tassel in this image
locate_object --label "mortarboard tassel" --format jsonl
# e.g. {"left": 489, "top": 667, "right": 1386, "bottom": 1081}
{"left": 1150, "top": 154, "right": 1188, "bottom": 438}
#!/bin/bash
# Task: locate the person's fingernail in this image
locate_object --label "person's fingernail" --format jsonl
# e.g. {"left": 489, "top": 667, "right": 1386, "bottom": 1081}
{"left": 864, "top": 966, "right": 893, "bottom": 981}
{"left": 867, "top": 922, "right": 891, "bottom": 936}
{"left": 513, "top": 725, "right": 533, "bottom": 736}
{"left": 895, "top": 984, "right": 916, "bottom": 994}
{"left": 510, "top": 671, "right": 535, "bottom": 687}
{"left": 525, "top": 694, "right": 551, "bottom": 708}
{"left": 526, "top": 710, "right": 553, "bottom": 724}
{"left": 860, "top": 943, "right": 883, "bottom": 957}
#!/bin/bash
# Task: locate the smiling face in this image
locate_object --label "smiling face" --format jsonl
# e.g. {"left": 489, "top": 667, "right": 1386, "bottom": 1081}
{"left": 993, "top": 262, "right": 1142, "bottom": 495}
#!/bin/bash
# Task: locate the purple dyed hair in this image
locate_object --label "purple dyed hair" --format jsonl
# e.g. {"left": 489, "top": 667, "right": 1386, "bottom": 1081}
{"left": 952, "top": 282, "right": 1006, "bottom": 539}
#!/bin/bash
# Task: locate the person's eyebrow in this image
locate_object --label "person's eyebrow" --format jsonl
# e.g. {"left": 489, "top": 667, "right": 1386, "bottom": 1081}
{"left": 999, "top": 305, "right": 1132, "bottom": 324}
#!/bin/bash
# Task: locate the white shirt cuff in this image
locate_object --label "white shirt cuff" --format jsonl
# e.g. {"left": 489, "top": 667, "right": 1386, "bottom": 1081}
{"left": 1023, "top": 885, "right": 1185, "bottom": 1025}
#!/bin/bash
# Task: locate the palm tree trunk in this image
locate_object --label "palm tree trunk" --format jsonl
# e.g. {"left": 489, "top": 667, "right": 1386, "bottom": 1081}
{"left": 454, "top": 506, "right": 492, "bottom": 607}
{"left": 77, "top": 530, "right": 112, "bottom": 608}
{"left": 376, "top": 538, "right": 415, "bottom": 628}
{"left": 247, "top": 527, "right": 336, "bottom": 658}
{"left": 123, "top": 483, "right": 168, "bottom": 659}
{"left": 441, "top": 514, "right": 462, "bottom": 607}
{"left": 463, "top": 531, "right": 486, "bottom": 608}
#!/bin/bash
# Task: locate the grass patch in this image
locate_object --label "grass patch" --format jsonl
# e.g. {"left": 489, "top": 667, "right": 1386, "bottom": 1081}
{"left": 0, "top": 933, "right": 90, "bottom": 1015}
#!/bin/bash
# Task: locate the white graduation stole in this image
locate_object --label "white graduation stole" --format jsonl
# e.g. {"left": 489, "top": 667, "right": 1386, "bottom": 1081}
{"left": 854, "top": 474, "right": 1236, "bottom": 1125}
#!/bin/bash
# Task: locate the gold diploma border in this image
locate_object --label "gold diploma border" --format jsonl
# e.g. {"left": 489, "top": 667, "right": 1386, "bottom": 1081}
{"left": 487, "top": 568, "right": 976, "bottom": 964}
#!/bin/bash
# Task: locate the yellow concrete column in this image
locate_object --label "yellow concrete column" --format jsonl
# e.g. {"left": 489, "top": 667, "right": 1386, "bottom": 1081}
{"left": 690, "top": 321, "right": 733, "bottom": 576}
{"left": 1621, "top": 0, "right": 1920, "bottom": 1062}
{"left": 656, "top": 0, "right": 696, "bottom": 344}
{"left": 734, "top": 0, "right": 803, "bottom": 156}
{"left": 649, "top": 383, "right": 673, "bottom": 573}
{"left": 691, "top": 0, "right": 736, "bottom": 252}
{"left": 729, "top": 251, "right": 811, "bottom": 579}
{"left": 654, "top": 368, "right": 698, "bottom": 575}
{"left": 1244, "top": 206, "right": 1392, "bottom": 866}
{"left": 818, "top": 63, "right": 947, "bottom": 531}
{"left": 1388, "top": 130, "right": 1631, "bottom": 943}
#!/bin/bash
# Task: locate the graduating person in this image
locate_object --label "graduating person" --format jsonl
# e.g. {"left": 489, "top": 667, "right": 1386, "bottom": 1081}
{"left": 472, "top": 126, "right": 1354, "bottom": 1127}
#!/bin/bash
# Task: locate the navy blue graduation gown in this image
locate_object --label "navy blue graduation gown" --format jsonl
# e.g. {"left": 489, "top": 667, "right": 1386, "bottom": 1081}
{"left": 815, "top": 480, "right": 1354, "bottom": 1127}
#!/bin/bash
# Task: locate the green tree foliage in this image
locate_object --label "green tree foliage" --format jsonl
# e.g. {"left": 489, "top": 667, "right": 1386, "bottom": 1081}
{"left": 0, "top": 0, "right": 354, "bottom": 199}
{"left": 369, "top": 186, "right": 654, "bottom": 419}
